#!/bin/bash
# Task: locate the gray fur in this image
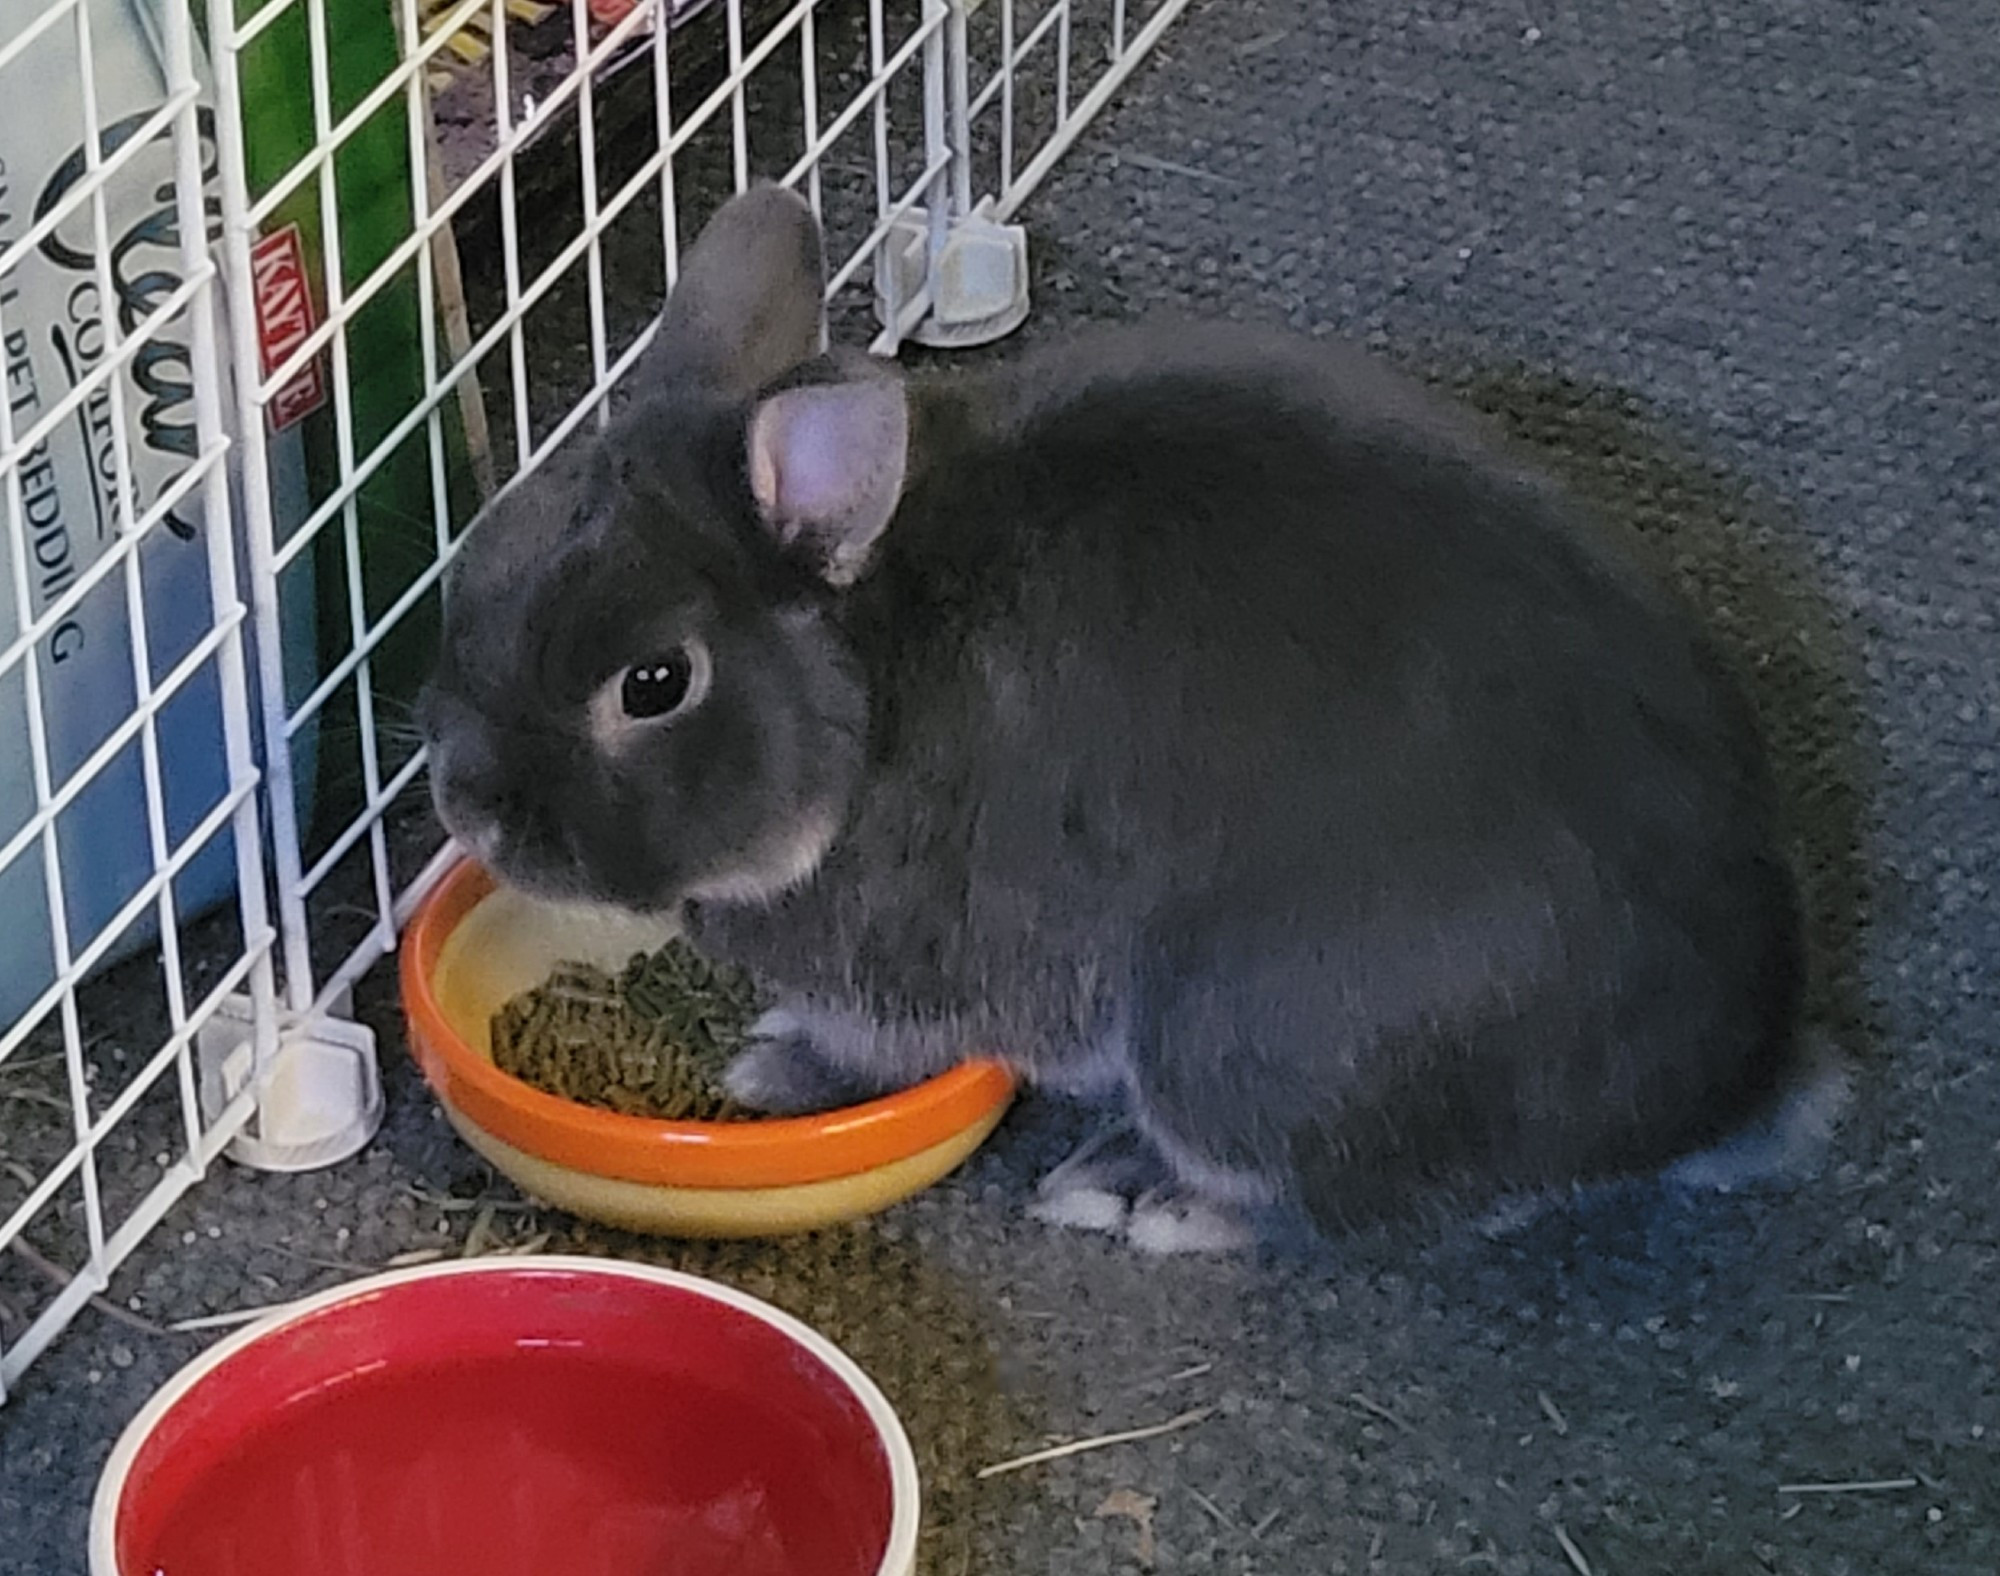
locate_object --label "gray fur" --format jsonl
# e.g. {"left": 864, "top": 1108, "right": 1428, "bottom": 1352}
{"left": 422, "top": 186, "right": 1809, "bottom": 1247}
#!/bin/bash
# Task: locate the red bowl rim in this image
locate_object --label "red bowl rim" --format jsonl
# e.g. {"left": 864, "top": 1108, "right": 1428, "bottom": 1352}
{"left": 399, "top": 855, "right": 1016, "bottom": 1188}
{"left": 88, "top": 1256, "right": 920, "bottom": 1576}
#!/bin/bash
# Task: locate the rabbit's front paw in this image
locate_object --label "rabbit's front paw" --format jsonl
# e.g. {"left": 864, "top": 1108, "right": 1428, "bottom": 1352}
{"left": 721, "top": 1008, "right": 884, "bottom": 1115}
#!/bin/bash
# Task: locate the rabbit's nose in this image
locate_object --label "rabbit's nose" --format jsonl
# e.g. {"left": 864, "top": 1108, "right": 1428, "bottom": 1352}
{"left": 427, "top": 733, "right": 515, "bottom": 833}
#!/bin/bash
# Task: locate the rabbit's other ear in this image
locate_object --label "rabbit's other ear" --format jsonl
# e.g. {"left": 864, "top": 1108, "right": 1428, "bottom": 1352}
{"left": 652, "top": 184, "right": 827, "bottom": 397}
{"left": 748, "top": 376, "right": 909, "bottom": 586}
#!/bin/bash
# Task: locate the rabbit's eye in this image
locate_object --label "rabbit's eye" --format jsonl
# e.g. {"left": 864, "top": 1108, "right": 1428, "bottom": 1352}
{"left": 619, "top": 641, "right": 709, "bottom": 721}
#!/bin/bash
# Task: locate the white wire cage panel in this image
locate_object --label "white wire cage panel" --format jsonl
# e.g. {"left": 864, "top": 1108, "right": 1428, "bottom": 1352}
{"left": 228, "top": 0, "right": 1195, "bottom": 1033}
{"left": 0, "top": 0, "right": 1186, "bottom": 1396}
{"left": 961, "top": 0, "right": 1195, "bottom": 222}
{"left": 0, "top": 0, "right": 282, "bottom": 1398}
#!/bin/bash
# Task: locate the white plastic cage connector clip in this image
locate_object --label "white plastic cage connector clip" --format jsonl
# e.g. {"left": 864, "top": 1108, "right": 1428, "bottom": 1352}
{"left": 874, "top": 205, "right": 1032, "bottom": 350}
{"left": 196, "top": 995, "right": 384, "bottom": 1173}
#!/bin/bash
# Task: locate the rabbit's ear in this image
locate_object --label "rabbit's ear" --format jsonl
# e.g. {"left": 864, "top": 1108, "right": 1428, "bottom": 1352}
{"left": 651, "top": 184, "right": 826, "bottom": 397}
{"left": 748, "top": 377, "right": 909, "bottom": 586}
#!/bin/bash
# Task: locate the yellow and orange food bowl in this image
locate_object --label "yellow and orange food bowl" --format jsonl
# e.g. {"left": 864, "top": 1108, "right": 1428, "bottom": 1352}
{"left": 400, "top": 858, "right": 1016, "bottom": 1237}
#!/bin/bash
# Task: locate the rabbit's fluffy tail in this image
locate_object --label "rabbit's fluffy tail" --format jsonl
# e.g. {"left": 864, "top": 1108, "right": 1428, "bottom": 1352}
{"left": 1474, "top": 1034, "right": 1853, "bottom": 1240}
{"left": 1663, "top": 1031, "right": 1853, "bottom": 1194}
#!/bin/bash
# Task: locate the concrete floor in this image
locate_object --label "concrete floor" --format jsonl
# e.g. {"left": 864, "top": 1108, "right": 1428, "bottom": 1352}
{"left": 4, "top": 2, "right": 1997, "bottom": 1572}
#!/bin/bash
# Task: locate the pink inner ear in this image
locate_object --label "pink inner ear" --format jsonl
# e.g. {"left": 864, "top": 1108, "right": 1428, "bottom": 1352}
{"left": 762, "top": 395, "right": 864, "bottom": 523}
{"left": 749, "top": 383, "right": 908, "bottom": 557}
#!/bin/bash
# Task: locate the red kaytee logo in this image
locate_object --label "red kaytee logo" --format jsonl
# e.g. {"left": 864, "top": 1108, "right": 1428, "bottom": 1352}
{"left": 251, "top": 224, "right": 326, "bottom": 432}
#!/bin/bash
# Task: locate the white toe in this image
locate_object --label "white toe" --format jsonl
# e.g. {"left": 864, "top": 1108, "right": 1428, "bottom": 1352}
{"left": 1029, "top": 1183, "right": 1130, "bottom": 1234}
{"left": 718, "top": 1042, "right": 824, "bottom": 1113}
{"left": 1125, "top": 1198, "right": 1254, "bottom": 1255}
{"left": 719, "top": 1052, "right": 786, "bottom": 1109}
{"left": 746, "top": 1007, "right": 804, "bottom": 1041}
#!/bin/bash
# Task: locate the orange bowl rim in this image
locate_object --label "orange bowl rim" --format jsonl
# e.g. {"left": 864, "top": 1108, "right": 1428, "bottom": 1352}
{"left": 399, "top": 856, "right": 1016, "bottom": 1190}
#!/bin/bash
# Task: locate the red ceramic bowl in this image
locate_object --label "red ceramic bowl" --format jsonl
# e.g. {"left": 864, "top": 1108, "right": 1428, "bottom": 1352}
{"left": 91, "top": 1258, "right": 919, "bottom": 1576}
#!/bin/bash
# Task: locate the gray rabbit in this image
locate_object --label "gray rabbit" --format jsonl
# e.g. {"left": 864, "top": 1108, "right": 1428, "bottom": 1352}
{"left": 422, "top": 185, "right": 1838, "bottom": 1252}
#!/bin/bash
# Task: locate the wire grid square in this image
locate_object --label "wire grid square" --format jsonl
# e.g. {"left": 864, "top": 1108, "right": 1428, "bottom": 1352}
{"left": 2, "top": 0, "right": 1186, "bottom": 1399}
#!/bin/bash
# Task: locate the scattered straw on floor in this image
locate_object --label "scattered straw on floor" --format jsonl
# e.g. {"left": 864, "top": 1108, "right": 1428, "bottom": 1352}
{"left": 975, "top": 1406, "right": 1216, "bottom": 1480}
